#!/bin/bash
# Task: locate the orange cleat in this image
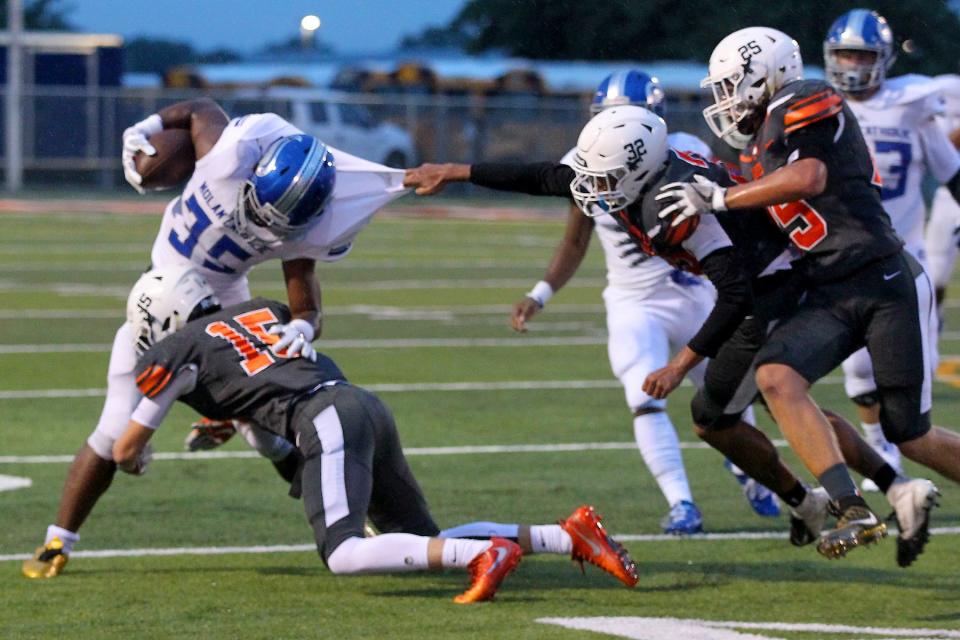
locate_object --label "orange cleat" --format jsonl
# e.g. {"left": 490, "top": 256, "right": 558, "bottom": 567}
{"left": 453, "top": 537, "right": 523, "bottom": 604}
{"left": 559, "top": 505, "right": 639, "bottom": 587}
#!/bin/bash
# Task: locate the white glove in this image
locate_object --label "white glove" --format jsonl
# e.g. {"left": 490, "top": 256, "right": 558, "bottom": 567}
{"left": 654, "top": 175, "right": 727, "bottom": 228}
{"left": 268, "top": 318, "right": 316, "bottom": 361}
{"left": 121, "top": 114, "right": 163, "bottom": 194}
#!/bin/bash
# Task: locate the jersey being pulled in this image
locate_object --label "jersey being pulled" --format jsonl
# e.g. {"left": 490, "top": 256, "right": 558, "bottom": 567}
{"left": 135, "top": 298, "right": 345, "bottom": 435}
{"left": 559, "top": 131, "right": 714, "bottom": 293}
{"left": 846, "top": 74, "right": 960, "bottom": 260}
{"left": 150, "top": 113, "right": 408, "bottom": 296}
{"left": 740, "top": 79, "right": 903, "bottom": 282}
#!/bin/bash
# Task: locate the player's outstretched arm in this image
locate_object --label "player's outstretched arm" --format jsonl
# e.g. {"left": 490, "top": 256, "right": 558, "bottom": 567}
{"left": 511, "top": 204, "right": 593, "bottom": 332}
{"left": 403, "top": 163, "right": 471, "bottom": 195}
{"left": 723, "top": 158, "right": 827, "bottom": 210}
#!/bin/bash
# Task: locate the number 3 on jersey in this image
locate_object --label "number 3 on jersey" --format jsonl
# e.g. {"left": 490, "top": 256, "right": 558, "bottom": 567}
{"left": 767, "top": 199, "right": 828, "bottom": 250}
{"left": 205, "top": 308, "right": 287, "bottom": 376}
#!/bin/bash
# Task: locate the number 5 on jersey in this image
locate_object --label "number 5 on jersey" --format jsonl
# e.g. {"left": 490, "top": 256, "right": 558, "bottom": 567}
{"left": 205, "top": 308, "right": 288, "bottom": 376}
{"left": 767, "top": 199, "right": 828, "bottom": 250}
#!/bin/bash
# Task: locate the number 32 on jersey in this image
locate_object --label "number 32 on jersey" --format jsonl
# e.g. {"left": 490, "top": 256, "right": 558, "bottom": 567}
{"left": 767, "top": 199, "right": 828, "bottom": 250}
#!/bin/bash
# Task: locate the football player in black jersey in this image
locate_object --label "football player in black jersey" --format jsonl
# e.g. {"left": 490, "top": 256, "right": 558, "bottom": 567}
{"left": 656, "top": 26, "right": 946, "bottom": 563}
{"left": 404, "top": 106, "right": 938, "bottom": 564}
{"left": 109, "top": 266, "right": 640, "bottom": 602}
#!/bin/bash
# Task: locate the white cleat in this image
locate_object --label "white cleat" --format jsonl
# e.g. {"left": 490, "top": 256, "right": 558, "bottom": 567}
{"left": 788, "top": 487, "right": 830, "bottom": 547}
{"left": 886, "top": 478, "right": 941, "bottom": 567}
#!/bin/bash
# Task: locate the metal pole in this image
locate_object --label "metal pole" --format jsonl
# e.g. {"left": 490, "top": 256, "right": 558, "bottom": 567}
{"left": 5, "top": 0, "right": 23, "bottom": 192}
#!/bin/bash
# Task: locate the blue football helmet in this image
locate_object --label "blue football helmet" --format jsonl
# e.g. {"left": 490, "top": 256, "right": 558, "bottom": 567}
{"left": 237, "top": 134, "right": 336, "bottom": 245}
{"left": 591, "top": 70, "right": 666, "bottom": 117}
{"left": 824, "top": 9, "right": 896, "bottom": 93}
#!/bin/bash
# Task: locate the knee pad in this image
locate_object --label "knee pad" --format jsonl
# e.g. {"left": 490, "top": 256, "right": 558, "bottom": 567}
{"left": 235, "top": 421, "right": 294, "bottom": 461}
{"left": 86, "top": 428, "right": 117, "bottom": 460}
{"left": 850, "top": 391, "right": 880, "bottom": 408}
{"left": 691, "top": 391, "right": 741, "bottom": 432}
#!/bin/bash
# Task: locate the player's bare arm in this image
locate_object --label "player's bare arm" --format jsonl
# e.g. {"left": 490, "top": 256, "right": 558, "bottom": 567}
{"left": 112, "top": 421, "right": 155, "bottom": 475}
{"left": 512, "top": 204, "right": 593, "bottom": 332}
{"left": 404, "top": 163, "right": 471, "bottom": 195}
{"left": 642, "top": 346, "right": 703, "bottom": 400}
{"left": 155, "top": 98, "right": 230, "bottom": 159}
{"left": 656, "top": 158, "right": 827, "bottom": 225}
{"left": 270, "top": 258, "right": 322, "bottom": 360}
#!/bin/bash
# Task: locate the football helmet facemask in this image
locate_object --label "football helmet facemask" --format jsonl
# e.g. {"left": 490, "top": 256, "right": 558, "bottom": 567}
{"left": 127, "top": 266, "right": 219, "bottom": 355}
{"left": 702, "top": 26, "right": 804, "bottom": 149}
{"left": 236, "top": 134, "right": 336, "bottom": 247}
{"left": 823, "top": 9, "right": 896, "bottom": 94}
{"left": 569, "top": 105, "right": 669, "bottom": 217}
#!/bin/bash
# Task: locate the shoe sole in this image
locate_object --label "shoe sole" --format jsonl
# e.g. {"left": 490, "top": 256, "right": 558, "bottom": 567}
{"left": 817, "top": 522, "right": 888, "bottom": 559}
{"left": 896, "top": 486, "right": 941, "bottom": 568}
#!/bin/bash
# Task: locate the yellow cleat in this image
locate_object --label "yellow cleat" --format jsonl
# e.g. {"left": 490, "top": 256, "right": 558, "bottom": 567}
{"left": 22, "top": 537, "right": 69, "bottom": 579}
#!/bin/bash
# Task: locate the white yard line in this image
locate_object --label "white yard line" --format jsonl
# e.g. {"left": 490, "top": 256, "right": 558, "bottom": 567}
{"left": 4, "top": 527, "right": 960, "bottom": 563}
{"left": 0, "top": 439, "right": 756, "bottom": 464}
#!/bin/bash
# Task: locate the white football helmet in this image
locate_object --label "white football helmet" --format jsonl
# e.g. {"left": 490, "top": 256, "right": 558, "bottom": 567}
{"left": 126, "top": 265, "right": 219, "bottom": 355}
{"left": 702, "top": 27, "right": 804, "bottom": 149}
{"left": 569, "top": 105, "right": 669, "bottom": 217}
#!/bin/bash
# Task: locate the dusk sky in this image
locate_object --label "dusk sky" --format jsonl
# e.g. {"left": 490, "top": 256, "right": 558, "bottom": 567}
{"left": 69, "top": 1, "right": 468, "bottom": 54}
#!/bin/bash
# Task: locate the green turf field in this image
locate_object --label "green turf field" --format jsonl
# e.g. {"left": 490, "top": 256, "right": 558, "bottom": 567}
{"left": 2, "top": 205, "right": 959, "bottom": 640}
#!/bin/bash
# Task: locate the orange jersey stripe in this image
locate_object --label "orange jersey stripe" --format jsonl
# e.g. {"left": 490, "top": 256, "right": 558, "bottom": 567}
{"left": 146, "top": 369, "right": 174, "bottom": 398}
{"left": 783, "top": 93, "right": 842, "bottom": 134}
{"left": 136, "top": 365, "right": 155, "bottom": 386}
{"left": 137, "top": 365, "right": 170, "bottom": 397}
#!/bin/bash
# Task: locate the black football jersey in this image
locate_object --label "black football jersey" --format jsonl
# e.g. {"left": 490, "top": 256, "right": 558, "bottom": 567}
{"left": 615, "top": 150, "right": 788, "bottom": 278}
{"left": 135, "top": 298, "right": 345, "bottom": 433}
{"left": 740, "top": 79, "right": 903, "bottom": 282}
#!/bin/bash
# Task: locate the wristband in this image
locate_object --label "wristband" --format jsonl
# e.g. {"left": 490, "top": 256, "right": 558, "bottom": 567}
{"left": 288, "top": 318, "right": 315, "bottom": 342}
{"left": 711, "top": 186, "right": 728, "bottom": 212}
{"left": 526, "top": 280, "right": 554, "bottom": 308}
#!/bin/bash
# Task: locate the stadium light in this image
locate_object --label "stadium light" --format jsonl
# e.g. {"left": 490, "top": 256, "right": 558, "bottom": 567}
{"left": 300, "top": 14, "right": 321, "bottom": 51}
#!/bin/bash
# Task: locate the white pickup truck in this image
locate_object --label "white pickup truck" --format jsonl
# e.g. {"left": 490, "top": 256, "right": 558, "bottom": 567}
{"left": 224, "top": 87, "right": 416, "bottom": 168}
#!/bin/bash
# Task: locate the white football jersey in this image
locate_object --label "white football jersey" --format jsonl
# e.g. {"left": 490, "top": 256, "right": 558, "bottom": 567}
{"left": 150, "top": 113, "right": 407, "bottom": 296}
{"left": 846, "top": 74, "right": 960, "bottom": 260}
{"left": 560, "top": 131, "right": 713, "bottom": 293}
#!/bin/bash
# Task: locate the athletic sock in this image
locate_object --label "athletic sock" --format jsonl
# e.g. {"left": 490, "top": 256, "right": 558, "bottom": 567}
{"left": 325, "top": 534, "right": 433, "bottom": 573}
{"left": 441, "top": 539, "right": 493, "bottom": 568}
{"left": 529, "top": 524, "right": 572, "bottom": 555}
{"left": 779, "top": 481, "right": 808, "bottom": 509}
{"left": 439, "top": 522, "right": 519, "bottom": 540}
{"left": 45, "top": 525, "right": 79, "bottom": 554}
{"left": 870, "top": 463, "right": 898, "bottom": 494}
{"left": 861, "top": 422, "right": 885, "bottom": 446}
{"left": 633, "top": 410, "right": 692, "bottom": 507}
{"left": 817, "top": 463, "right": 859, "bottom": 502}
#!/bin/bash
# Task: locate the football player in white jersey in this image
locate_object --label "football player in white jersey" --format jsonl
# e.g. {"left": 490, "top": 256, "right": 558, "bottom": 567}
{"left": 404, "top": 71, "right": 780, "bottom": 535}
{"left": 924, "top": 74, "right": 960, "bottom": 317}
{"left": 824, "top": 9, "right": 960, "bottom": 488}
{"left": 23, "top": 98, "right": 407, "bottom": 579}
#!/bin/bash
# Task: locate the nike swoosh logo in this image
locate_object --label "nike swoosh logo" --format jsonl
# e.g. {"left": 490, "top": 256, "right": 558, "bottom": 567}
{"left": 485, "top": 545, "right": 509, "bottom": 575}
{"left": 579, "top": 529, "right": 603, "bottom": 556}
{"left": 883, "top": 271, "right": 901, "bottom": 281}
{"left": 846, "top": 514, "right": 879, "bottom": 527}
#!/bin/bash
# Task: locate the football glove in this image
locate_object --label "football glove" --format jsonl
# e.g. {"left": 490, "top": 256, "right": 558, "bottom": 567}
{"left": 655, "top": 175, "right": 727, "bottom": 228}
{"left": 122, "top": 114, "right": 163, "bottom": 194}
{"left": 185, "top": 418, "right": 238, "bottom": 452}
{"left": 269, "top": 318, "right": 316, "bottom": 361}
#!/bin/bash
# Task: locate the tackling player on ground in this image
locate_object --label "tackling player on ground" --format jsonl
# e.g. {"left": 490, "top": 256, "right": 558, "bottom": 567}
{"left": 23, "top": 98, "right": 408, "bottom": 579}
{"left": 823, "top": 9, "right": 960, "bottom": 489}
{"left": 110, "top": 266, "right": 639, "bottom": 603}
